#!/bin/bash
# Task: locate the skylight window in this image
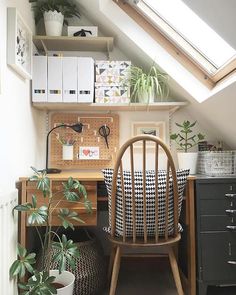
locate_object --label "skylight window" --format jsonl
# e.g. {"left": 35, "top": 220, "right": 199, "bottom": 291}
{"left": 134, "top": 0, "right": 236, "bottom": 77}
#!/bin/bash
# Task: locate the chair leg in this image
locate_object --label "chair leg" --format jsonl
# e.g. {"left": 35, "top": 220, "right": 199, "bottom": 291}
{"left": 109, "top": 246, "right": 121, "bottom": 295}
{"left": 168, "top": 247, "right": 184, "bottom": 295}
{"left": 108, "top": 244, "right": 116, "bottom": 282}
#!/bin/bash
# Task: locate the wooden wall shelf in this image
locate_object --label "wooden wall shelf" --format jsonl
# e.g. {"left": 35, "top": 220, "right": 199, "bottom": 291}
{"left": 33, "top": 35, "right": 114, "bottom": 53}
{"left": 32, "top": 102, "right": 187, "bottom": 113}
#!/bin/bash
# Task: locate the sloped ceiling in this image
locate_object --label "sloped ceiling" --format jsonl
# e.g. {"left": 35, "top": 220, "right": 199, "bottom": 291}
{"left": 77, "top": 0, "right": 236, "bottom": 148}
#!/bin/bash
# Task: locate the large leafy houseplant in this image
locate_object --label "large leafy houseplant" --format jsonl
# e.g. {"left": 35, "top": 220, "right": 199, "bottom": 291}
{"left": 170, "top": 120, "right": 205, "bottom": 152}
{"left": 29, "top": 0, "right": 80, "bottom": 25}
{"left": 10, "top": 167, "right": 92, "bottom": 294}
{"left": 127, "top": 64, "right": 169, "bottom": 103}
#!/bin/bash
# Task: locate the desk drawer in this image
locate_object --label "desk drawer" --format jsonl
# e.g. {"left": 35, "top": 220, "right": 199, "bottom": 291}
{"left": 25, "top": 180, "right": 97, "bottom": 226}
{"left": 200, "top": 216, "right": 236, "bottom": 231}
{"left": 200, "top": 232, "right": 236, "bottom": 282}
{"left": 200, "top": 199, "right": 236, "bottom": 215}
{"left": 196, "top": 182, "right": 236, "bottom": 200}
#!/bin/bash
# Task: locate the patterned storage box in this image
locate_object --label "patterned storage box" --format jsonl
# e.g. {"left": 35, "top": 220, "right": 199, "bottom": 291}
{"left": 198, "top": 151, "right": 235, "bottom": 176}
{"left": 95, "top": 60, "right": 131, "bottom": 103}
{"left": 95, "top": 84, "right": 130, "bottom": 103}
{"left": 95, "top": 60, "right": 131, "bottom": 86}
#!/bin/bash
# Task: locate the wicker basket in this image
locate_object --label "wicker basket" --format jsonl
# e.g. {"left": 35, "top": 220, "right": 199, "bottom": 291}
{"left": 48, "top": 231, "right": 106, "bottom": 295}
{"left": 198, "top": 151, "right": 235, "bottom": 176}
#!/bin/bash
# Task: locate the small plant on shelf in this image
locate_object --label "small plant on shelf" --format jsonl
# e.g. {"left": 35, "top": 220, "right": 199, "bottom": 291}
{"left": 10, "top": 167, "right": 91, "bottom": 294}
{"left": 126, "top": 64, "right": 169, "bottom": 103}
{"left": 170, "top": 120, "right": 205, "bottom": 152}
{"left": 29, "top": 0, "right": 80, "bottom": 25}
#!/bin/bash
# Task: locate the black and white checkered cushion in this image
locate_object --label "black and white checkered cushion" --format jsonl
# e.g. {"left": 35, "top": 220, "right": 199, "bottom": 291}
{"left": 102, "top": 169, "right": 189, "bottom": 237}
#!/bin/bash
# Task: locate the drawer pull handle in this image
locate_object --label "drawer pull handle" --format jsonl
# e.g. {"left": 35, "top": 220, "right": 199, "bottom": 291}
{"left": 226, "top": 209, "right": 236, "bottom": 215}
{"left": 226, "top": 225, "right": 236, "bottom": 230}
{"left": 227, "top": 260, "right": 236, "bottom": 265}
{"left": 225, "top": 193, "right": 236, "bottom": 198}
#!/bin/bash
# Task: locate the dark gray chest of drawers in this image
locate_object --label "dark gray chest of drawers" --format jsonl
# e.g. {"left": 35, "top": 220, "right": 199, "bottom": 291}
{"left": 195, "top": 177, "right": 236, "bottom": 295}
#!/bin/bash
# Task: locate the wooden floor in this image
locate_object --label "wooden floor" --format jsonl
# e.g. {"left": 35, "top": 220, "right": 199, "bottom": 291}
{"left": 103, "top": 257, "right": 236, "bottom": 295}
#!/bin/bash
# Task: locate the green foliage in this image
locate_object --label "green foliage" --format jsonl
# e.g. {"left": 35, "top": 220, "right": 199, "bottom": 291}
{"left": 170, "top": 120, "right": 205, "bottom": 152}
{"left": 29, "top": 0, "right": 80, "bottom": 25}
{"left": 10, "top": 167, "right": 91, "bottom": 293}
{"left": 18, "top": 271, "right": 57, "bottom": 295}
{"left": 126, "top": 64, "right": 169, "bottom": 103}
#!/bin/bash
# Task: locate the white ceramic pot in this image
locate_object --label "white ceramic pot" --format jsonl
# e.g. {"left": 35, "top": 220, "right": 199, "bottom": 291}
{"left": 44, "top": 10, "right": 64, "bottom": 36}
{"left": 50, "top": 270, "right": 75, "bottom": 295}
{"left": 177, "top": 152, "right": 198, "bottom": 174}
{"left": 139, "top": 90, "right": 154, "bottom": 103}
{"left": 62, "top": 145, "right": 73, "bottom": 160}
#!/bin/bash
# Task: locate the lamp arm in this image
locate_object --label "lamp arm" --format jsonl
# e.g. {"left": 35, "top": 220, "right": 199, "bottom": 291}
{"left": 45, "top": 124, "right": 70, "bottom": 171}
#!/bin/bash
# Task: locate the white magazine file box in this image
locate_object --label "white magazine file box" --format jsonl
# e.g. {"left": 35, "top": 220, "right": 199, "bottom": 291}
{"left": 48, "top": 56, "right": 63, "bottom": 102}
{"left": 63, "top": 57, "right": 78, "bottom": 102}
{"left": 77, "top": 57, "right": 94, "bottom": 103}
{"left": 32, "top": 55, "right": 47, "bottom": 102}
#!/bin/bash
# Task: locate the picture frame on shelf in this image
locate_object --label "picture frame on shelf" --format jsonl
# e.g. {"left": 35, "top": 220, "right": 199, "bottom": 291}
{"left": 7, "top": 7, "right": 32, "bottom": 80}
{"left": 132, "top": 121, "right": 166, "bottom": 148}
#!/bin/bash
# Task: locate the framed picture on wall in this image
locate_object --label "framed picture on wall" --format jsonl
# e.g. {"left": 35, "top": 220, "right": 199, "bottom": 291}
{"left": 7, "top": 7, "right": 32, "bottom": 79}
{"left": 132, "top": 121, "right": 166, "bottom": 147}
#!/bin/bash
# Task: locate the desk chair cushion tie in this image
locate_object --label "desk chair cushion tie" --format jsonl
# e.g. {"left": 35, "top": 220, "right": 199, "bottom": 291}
{"left": 102, "top": 169, "right": 189, "bottom": 238}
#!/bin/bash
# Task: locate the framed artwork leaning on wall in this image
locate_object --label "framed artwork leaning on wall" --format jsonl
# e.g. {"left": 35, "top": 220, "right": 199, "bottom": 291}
{"left": 7, "top": 7, "right": 32, "bottom": 79}
{"left": 131, "top": 121, "right": 166, "bottom": 148}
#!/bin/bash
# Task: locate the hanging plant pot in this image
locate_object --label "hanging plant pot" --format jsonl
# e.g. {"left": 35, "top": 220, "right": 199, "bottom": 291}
{"left": 43, "top": 10, "right": 64, "bottom": 36}
{"left": 50, "top": 270, "right": 75, "bottom": 295}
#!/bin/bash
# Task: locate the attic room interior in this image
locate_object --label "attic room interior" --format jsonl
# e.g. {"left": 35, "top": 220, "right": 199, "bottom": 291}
{"left": 1, "top": 0, "right": 236, "bottom": 294}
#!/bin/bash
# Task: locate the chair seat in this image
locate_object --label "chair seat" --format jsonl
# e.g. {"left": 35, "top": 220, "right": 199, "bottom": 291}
{"left": 108, "top": 233, "right": 181, "bottom": 247}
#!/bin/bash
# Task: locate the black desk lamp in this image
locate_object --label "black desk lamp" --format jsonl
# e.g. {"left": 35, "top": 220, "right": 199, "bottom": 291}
{"left": 45, "top": 123, "right": 83, "bottom": 174}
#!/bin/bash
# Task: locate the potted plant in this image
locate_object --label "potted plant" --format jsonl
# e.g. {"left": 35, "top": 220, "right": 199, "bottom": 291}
{"left": 170, "top": 120, "right": 205, "bottom": 174}
{"left": 126, "top": 64, "right": 169, "bottom": 103}
{"left": 9, "top": 167, "right": 92, "bottom": 294}
{"left": 29, "top": 0, "right": 80, "bottom": 36}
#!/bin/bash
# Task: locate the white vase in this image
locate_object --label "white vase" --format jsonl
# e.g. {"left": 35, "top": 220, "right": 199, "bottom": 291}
{"left": 50, "top": 270, "right": 75, "bottom": 295}
{"left": 177, "top": 152, "right": 198, "bottom": 174}
{"left": 62, "top": 145, "right": 74, "bottom": 160}
{"left": 44, "top": 10, "right": 64, "bottom": 36}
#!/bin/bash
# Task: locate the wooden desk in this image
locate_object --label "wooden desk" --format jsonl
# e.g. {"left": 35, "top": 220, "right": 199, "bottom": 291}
{"left": 17, "top": 172, "right": 196, "bottom": 295}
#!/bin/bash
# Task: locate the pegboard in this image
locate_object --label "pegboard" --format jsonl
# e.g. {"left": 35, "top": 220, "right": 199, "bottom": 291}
{"left": 50, "top": 113, "right": 119, "bottom": 170}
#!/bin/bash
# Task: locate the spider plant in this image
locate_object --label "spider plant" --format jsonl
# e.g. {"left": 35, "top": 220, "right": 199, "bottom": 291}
{"left": 127, "top": 64, "right": 169, "bottom": 103}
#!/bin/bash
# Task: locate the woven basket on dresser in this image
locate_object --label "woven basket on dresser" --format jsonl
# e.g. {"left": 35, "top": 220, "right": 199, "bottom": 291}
{"left": 49, "top": 234, "right": 106, "bottom": 295}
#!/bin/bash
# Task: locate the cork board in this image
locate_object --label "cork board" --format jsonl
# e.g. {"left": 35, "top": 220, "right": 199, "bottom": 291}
{"left": 50, "top": 113, "right": 119, "bottom": 170}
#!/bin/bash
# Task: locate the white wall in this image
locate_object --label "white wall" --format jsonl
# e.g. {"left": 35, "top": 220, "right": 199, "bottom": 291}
{"left": 0, "top": 0, "right": 45, "bottom": 196}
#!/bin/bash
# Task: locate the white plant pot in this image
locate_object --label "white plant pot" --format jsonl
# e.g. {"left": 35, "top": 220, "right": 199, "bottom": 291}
{"left": 177, "top": 152, "right": 198, "bottom": 175}
{"left": 138, "top": 89, "right": 155, "bottom": 103}
{"left": 44, "top": 10, "right": 64, "bottom": 36}
{"left": 50, "top": 270, "right": 75, "bottom": 295}
{"left": 62, "top": 145, "right": 74, "bottom": 160}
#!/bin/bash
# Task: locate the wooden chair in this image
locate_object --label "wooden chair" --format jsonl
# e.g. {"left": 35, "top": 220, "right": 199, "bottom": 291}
{"left": 107, "top": 134, "right": 184, "bottom": 295}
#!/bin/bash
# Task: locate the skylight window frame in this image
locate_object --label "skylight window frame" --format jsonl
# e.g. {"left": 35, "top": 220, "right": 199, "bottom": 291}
{"left": 124, "top": 0, "right": 236, "bottom": 84}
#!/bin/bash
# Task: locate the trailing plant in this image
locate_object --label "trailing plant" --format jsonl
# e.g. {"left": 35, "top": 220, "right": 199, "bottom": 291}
{"left": 170, "top": 120, "right": 205, "bottom": 152}
{"left": 29, "top": 0, "right": 80, "bottom": 25}
{"left": 10, "top": 167, "right": 92, "bottom": 294}
{"left": 127, "top": 64, "right": 169, "bottom": 103}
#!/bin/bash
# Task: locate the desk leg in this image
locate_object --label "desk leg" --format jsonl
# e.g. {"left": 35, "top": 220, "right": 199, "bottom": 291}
{"left": 187, "top": 177, "right": 196, "bottom": 295}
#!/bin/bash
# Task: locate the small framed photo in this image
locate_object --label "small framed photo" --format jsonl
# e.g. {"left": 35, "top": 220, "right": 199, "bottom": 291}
{"left": 132, "top": 121, "right": 166, "bottom": 147}
{"left": 7, "top": 8, "right": 32, "bottom": 79}
{"left": 79, "top": 147, "right": 100, "bottom": 160}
